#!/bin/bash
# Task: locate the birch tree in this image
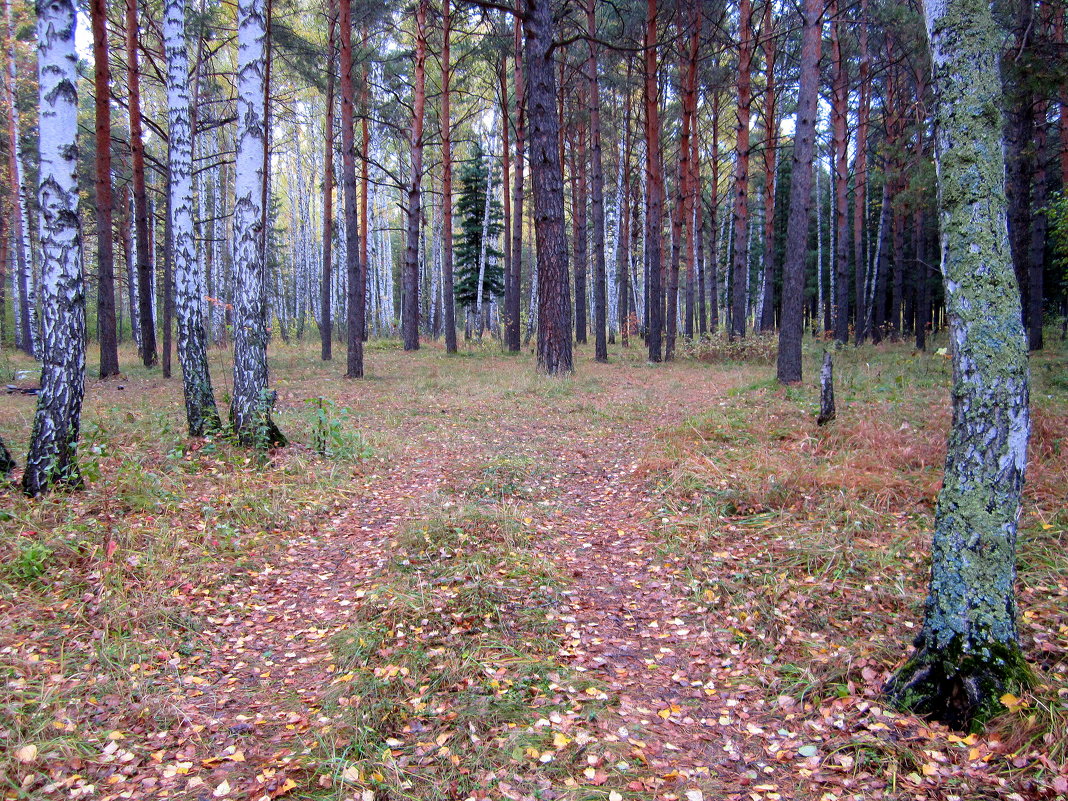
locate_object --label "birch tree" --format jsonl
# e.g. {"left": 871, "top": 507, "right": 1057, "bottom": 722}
{"left": 166, "top": 0, "right": 219, "bottom": 435}
{"left": 885, "top": 0, "right": 1032, "bottom": 729}
{"left": 230, "top": 0, "right": 284, "bottom": 446}
{"left": 23, "top": 0, "right": 85, "bottom": 496}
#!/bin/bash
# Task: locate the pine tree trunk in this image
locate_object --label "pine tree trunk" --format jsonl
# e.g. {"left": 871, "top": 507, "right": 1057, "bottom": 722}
{"left": 572, "top": 125, "right": 588, "bottom": 346}
{"left": 643, "top": 0, "right": 663, "bottom": 361}
{"left": 4, "top": 0, "right": 32, "bottom": 358}
{"left": 708, "top": 88, "right": 720, "bottom": 333}
{"left": 505, "top": 16, "right": 524, "bottom": 352}
{"left": 886, "top": 0, "right": 1031, "bottom": 729}
{"left": 90, "top": 0, "right": 119, "bottom": 377}
{"left": 231, "top": 0, "right": 284, "bottom": 446}
{"left": 1027, "top": 101, "right": 1047, "bottom": 352}
{"left": 166, "top": 0, "right": 219, "bottom": 435}
{"left": 586, "top": 0, "right": 607, "bottom": 361}
{"left": 730, "top": 0, "right": 754, "bottom": 340}
{"left": 442, "top": 0, "right": 458, "bottom": 352}
{"left": 340, "top": 0, "right": 363, "bottom": 376}
{"left": 852, "top": 0, "right": 870, "bottom": 345}
{"left": 758, "top": 0, "right": 777, "bottom": 334}
{"left": 401, "top": 0, "right": 427, "bottom": 351}
{"left": 830, "top": 0, "right": 849, "bottom": 345}
{"left": 776, "top": 0, "right": 821, "bottom": 383}
{"left": 126, "top": 0, "right": 157, "bottom": 366}
{"left": 23, "top": 0, "right": 85, "bottom": 496}
{"left": 523, "top": 0, "right": 572, "bottom": 373}
{"left": 320, "top": 8, "right": 335, "bottom": 361}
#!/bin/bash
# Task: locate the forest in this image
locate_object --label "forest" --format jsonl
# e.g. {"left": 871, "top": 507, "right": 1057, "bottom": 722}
{"left": 1, "top": 0, "right": 1067, "bottom": 797}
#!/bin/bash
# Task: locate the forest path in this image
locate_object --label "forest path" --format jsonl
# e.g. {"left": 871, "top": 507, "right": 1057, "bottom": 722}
{"left": 177, "top": 352, "right": 761, "bottom": 800}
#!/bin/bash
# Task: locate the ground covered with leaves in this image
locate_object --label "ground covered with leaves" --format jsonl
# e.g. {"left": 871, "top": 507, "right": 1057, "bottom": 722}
{"left": 1, "top": 335, "right": 1066, "bottom": 801}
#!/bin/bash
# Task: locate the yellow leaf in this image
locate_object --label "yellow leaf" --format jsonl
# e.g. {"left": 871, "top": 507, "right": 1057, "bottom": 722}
{"left": 1000, "top": 693, "right": 1021, "bottom": 709}
{"left": 921, "top": 763, "right": 937, "bottom": 777}
{"left": 278, "top": 778, "right": 297, "bottom": 794}
{"left": 227, "top": 751, "right": 245, "bottom": 762}
{"left": 15, "top": 744, "right": 38, "bottom": 763}
{"left": 213, "top": 779, "right": 231, "bottom": 797}
{"left": 657, "top": 708, "right": 672, "bottom": 719}
{"left": 341, "top": 766, "right": 361, "bottom": 783}
{"left": 552, "top": 732, "right": 571, "bottom": 749}
{"left": 370, "top": 770, "right": 385, "bottom": 783}
{"left": 968, "top": 747, "right": 981, "bottom": 761}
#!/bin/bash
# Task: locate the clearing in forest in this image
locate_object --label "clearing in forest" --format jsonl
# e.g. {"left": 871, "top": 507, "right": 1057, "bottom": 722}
{"left": 1, "top": 339, "right": 1066, "bottom": 801}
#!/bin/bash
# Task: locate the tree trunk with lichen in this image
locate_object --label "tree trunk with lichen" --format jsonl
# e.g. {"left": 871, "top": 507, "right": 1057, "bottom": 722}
{"left": 885, "top": 0, "right": 1031, "bottom": 731}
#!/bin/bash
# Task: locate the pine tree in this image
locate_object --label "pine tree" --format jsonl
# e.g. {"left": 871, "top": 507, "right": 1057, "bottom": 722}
{"left": 453, "top": 142, "right": 504, "bottom": 314}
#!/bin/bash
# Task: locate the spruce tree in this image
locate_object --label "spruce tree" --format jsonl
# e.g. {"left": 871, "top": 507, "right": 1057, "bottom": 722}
{"left": 453, "top": 141, "right": 504, "bottom": 314}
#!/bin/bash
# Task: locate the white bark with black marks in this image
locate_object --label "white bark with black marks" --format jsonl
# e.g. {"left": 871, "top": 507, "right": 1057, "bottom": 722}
{"left": 230, "top": 0, "right": 283, "bottom": 446}
{"left": 166, "top": 0, "right": 218, "bottom": 435}
{"left": 23, "top": 0, "right": 85, "bottom": 496}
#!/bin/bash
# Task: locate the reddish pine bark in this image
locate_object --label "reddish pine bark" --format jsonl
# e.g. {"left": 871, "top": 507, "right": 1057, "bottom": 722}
{"left": 830, "top": 0, "right": 849, "bottom": 344}
{"left": 729, "top": 0, "right": 754, "bottom": 340}
{"left": 92, "top": 0, "right": 118, "bottom": 377}
{"left": 586, "top": 0, "right": 607, "bottom": 361}
{"left": 401, "top": 0, "right": 427, "bottom": 351}
{"left": 340, "top": 0, "right": 363, "bottom": 376}
{"left": 643, "top": 0, "right": 664, "bottom": 361}
{"left": 505, "top": 16, "right": 524, "bottom": 353}
{"left": 321, "top": 7, "right": 336, "bottom": 361}
{"left": 126, "top": 0, "right": 157, "bottom": 366}
{"left": 523, "top": 0, "right": 572, "bottom": 374}
{"left": 442, "top": 0, "right": 458, "bottom": 352}
{"left": 758, "top": 0, "right": 777, "bottom": 334}
{"left": 852, "top": 0, "right": 870, "bottom": 345}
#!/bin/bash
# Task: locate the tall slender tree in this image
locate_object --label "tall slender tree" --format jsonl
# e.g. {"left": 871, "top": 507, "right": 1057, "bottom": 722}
{"left": 4, "top": 0, "right": 32, "bottom": 358}
{"left": 231, "top": 0, "right": 284, "bottom": 446}
{"left": 505, "top": 16, "right": 525, "bottom": 353}
{"left": 23, "top": 0, "right": 85, "bottom": 496}
{"left": 90, "top": 0, "right": 118, "bottom": 377}
{"left": 730, "top": 0, "right": 755, "bottom": 339}
{"left": 126, "top": 0, "right": 157, "bottom": 366}
{"left": 401, "top": 0, "right": 428, "bottom": 351}
{"left": 776, "top": 0, "right": 821, "bottom": 383}
{"left": 166, "top": 0, "right": 219, "bottom": 435}
{"left": 586, "top": 0, "right": 607, "bottom": 361}
{"left": 887, "top": 0, "right": 1032, "bottom": 730}
{"left": 442, "top": 0, "right": 458, "bottom": 352}
{"left": 643, "top": 0, "right": 663, "bottom": 361}
{"left": 523, "top": 0, "right": 572, "bottom": 374}
{"left": 321, "top": 7, "right": 336, "bottom": 361}
{"left": 340, "top": 0, "right": 363, "bottom": 376}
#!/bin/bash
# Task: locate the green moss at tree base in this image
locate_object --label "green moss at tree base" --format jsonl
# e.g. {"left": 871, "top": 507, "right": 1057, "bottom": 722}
{"left": 885, "top": 636, "right": 1034, "bottom": 732}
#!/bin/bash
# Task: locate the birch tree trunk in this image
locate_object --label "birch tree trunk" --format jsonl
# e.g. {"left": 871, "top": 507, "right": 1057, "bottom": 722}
{"left": 166, "top": 0, "right": 219, "bottom": 435}
{"left": 231, "top": 0, "right": 284, "bottom": 446}
{"left": 23, "top": 0, "right": 85, "bottom": 496}
{"left": 885, "top": 0, "right": 1031, "bottom": 730}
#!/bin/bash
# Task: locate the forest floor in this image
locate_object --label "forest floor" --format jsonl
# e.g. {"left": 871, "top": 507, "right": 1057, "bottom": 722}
{"left": 1, "top": 334, "right": 1067, "bottom": 801}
